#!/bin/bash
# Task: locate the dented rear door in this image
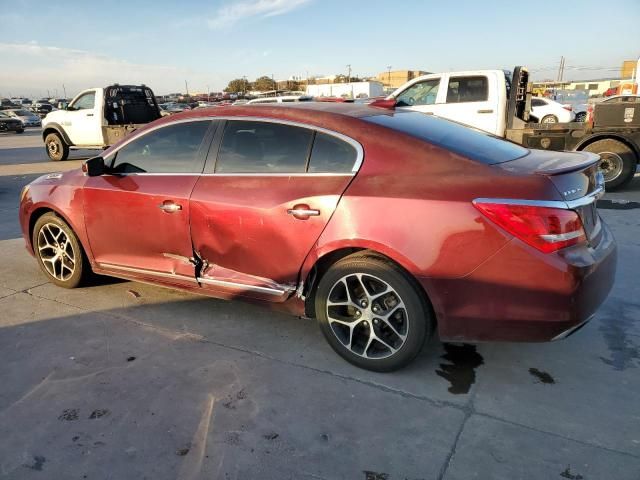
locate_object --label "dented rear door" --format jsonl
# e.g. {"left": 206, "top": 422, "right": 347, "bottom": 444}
{"left": 189, "top": 119, "right": 361, "bottom": 301}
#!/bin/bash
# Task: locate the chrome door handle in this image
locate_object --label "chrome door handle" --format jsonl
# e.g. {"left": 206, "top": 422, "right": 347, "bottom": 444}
{"left": 159, "top": 202, "right": 182, "bottom": 213}
{"left": 86, "top": 113, "right": 94, "bottom": 116}
{"left": 287, "top": 207, "right": 320, "bottom": 219}
{"left": 477, "top": 109, "right": 494, "bottom": 114}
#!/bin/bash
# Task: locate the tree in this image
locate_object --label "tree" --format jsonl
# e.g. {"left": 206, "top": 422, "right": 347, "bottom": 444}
{"left": 225, "top": 78, "right": 250, "bottom": 94}
{"left": 253, "top": 76, "right": 276, "bottom": 91}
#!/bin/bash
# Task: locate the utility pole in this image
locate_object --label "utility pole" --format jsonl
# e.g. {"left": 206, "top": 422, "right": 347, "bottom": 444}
{"left": 387, "top": 65, "right": 392, "bottom": 87}
{"left": 184, "top": 80, "right": 189, "bottom": 97}
{"left": 557, "top": 56, "right": 565, "bottom": 83}
{"left": 242, "top": 76, "right": 248, "bottom": 96}
{"left": 346, "top": 64, "right": 351, "bottom": 83}
{"left": 207, "top": 85, "right": 210, "bottom": 102}
{"left": 63, "top": 84, "right": 67, "bottom": 98}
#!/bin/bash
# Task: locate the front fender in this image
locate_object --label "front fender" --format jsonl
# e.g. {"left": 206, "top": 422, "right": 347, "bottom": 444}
{"left": 41, "top": 122, "right": 73, "bottom": 145}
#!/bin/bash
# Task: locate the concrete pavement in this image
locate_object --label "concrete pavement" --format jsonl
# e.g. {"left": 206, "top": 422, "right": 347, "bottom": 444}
{"left": 0, "top": 133, "right": 639, "bottom": 479}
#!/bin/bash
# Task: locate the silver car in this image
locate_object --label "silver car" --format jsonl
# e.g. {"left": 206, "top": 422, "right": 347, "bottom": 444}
{"left": 5, "top": 109, "right": 42, "bottom": 127}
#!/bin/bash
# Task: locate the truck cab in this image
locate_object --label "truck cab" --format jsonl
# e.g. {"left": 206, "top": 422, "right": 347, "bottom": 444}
{"left": 388, "top": 70, "right": 510, "bottom": 136}
{"left": 42, "top": 85, "right": 161, "bottom": 161}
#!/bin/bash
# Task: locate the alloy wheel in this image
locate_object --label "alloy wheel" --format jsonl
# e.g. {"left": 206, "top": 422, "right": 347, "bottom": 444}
{"left": 37, "top": 223, "right": 76, "bottom": 281}
{"left": 598, "top": 151, "right": 624, "bottom": 182}
{"left": 326, "top": 273, "right": 409, "bottom": 359}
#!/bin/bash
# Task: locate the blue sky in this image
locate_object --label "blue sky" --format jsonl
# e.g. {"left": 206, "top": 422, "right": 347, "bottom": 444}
{"left": 1, "top": 0, "right": 639, "bottom": 97}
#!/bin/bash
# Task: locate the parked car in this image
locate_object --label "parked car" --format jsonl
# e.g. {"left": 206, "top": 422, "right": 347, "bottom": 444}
{"left": 0, "top": 111, "right": 25, "bottom": 133}
{"left": 3, "top": 109, "right": 42, "bottom": 127}
{"left": 32, "top": 103, "right": 54, "bottom": 118}
{"left": 42, "top": 84, "right": 161, "bottom": 160}
{"left": 0, "top": 98, "right": 19, "bottom": 110}
{"left": 530, "top": 97, "right": 574, "bottom": 123}
{"left": 549, "top": 90, "right": 589, "bottom": 122}
{"left": 19, "top": 104, "right": 616, "bottom": 371}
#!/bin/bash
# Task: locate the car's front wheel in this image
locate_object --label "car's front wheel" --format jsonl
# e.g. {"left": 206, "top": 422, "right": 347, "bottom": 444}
{"left": 541, "top": 114, "right": 558, "bottom": 124}
{"left": 315, "top": 253, "right": 432, "bottom": 372}
{"left": 32, "top": 213, "right": 89, "bottom": 288}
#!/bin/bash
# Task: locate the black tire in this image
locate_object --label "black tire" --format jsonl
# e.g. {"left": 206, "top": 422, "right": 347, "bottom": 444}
{"left": 583, "top": 139, "right": 637, "bottom": 191}
{"left": 32, "top": 213, "right": 89, "bottom": 288}
{"left": 574, "top": 112, "right": 587, "bottom": 122}
{"left": 315, "top": 253, "right": 432, "bottom": 372}
{"left": 16, "top": 129, "right": 24, "bottom": 134}
{"left": 541, "top": 114, "right": 558, "bottom": 124}
{"left": 45, "top": 132, "right": 69, "bottom": 161}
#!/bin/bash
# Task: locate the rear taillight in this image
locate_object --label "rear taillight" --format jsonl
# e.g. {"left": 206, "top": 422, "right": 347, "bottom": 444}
{"left": 473, "top": 202, "right": 586, "bottom": 253}
{"left": 562, "top": 104, "right": 573, "bottom": 111}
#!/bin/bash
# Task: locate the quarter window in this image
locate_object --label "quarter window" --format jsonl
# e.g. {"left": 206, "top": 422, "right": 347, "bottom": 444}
{"left": 216, "top": 121, "right": 313, "bottom": 173}
{"left": 72, "top": 92, "right": 96, "bottom": 110}
{"left": 110, "top": 121, "right": 210, "bottom": 174}
{"left": 446, "top": 76, "right": 488, "bottom": 103}
{"left": 531, "top": 98, "right": 546, "bottom": 107}
{"left": 308, "top": 132, "right": 357, "bottom": 173}
{"left": 395, "top": 79, "right": 440, "bottom": 107}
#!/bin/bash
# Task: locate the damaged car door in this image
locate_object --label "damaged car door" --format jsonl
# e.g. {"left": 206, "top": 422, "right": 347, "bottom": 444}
{"left": 83, "top": 120, "right": 215, "bottom": 281}
{"left": 189, "top": 119, "right": 362, "bottom": 301}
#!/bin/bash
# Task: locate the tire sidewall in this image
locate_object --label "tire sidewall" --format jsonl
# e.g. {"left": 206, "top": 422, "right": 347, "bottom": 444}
{"left": 585, "top": 139, "right": 636, "bottom": 190}
{"left": 315, "top": 256, "right": 430, "bottom": 372}
{"left": 32, "top": 213, "right": 85, "bottom": 288}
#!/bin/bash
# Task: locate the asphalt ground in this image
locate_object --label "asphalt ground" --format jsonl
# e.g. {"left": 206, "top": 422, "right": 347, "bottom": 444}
{"left": 0, "top": 128, "right": 639, "bottom": 479}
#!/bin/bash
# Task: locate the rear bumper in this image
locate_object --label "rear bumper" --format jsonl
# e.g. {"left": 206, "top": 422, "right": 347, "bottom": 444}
{"left": 420, "top": 219, "right": 617, "bottom": 342}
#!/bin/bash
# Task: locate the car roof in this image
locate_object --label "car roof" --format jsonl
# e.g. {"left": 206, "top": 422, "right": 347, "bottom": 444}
{"left": 166, "top": 102, "right": 395, "bottom": 122}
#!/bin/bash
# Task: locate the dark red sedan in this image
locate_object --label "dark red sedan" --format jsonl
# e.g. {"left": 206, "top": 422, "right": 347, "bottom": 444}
{"left": 19, "top": 103, "right": 616, "bottom": 371}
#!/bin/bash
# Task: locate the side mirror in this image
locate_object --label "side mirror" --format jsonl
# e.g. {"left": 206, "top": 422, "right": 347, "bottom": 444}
{"left": 82, "top": 156, "right": 106, "bottom": 176}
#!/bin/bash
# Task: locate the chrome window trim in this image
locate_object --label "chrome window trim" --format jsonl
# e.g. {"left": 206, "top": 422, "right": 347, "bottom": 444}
{"left": 101, "top": 115, "right": 364, "bottom": 174}
{"left": 473, "top": 186, "right": 604, "bottom": 210}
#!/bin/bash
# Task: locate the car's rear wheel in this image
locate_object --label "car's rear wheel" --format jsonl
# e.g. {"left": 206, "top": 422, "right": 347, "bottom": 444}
{"left": 33, "top": 213, "right": 88, "bottom": 288}
{"left": 315, "top": 254, "right": 432, "bottom": 372}
{"left": 45, "top": 132, "right": 69, "bottom": 161}
{"left": 584, "top": 138, "right": 637, "bottom": 190}
{"left": 541, "top": 115, "right": 558, "bottom": 124}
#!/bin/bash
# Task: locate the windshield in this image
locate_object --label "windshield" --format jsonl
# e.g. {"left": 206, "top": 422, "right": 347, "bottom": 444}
{"left": 365, "top": 111, "right": 529, "bottom": 165}
{"left": 14, "top": 110, "right": 33, "bottom": 116}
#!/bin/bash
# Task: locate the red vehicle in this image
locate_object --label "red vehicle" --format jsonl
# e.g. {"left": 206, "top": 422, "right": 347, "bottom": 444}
{"left": 19, "top": 103, "right": 617, "bottom": 371}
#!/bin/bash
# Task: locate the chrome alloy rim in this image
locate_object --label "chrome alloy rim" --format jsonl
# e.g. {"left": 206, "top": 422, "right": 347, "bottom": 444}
{"left": 37, "top": 223, "right": 76, "bottom": 281}
{"left": 326, "top": 273, "right": 408, "bottom": 359}
{"left": 598, "top": 151, "right": 624, "bottom": 182}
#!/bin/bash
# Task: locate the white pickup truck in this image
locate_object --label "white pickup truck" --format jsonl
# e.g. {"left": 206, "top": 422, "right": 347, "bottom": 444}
{"left": 387, "top": 67, "right": 640, "bottom": 190}
{"left": 42, "top": 85, "right": 161, "bottom": 161}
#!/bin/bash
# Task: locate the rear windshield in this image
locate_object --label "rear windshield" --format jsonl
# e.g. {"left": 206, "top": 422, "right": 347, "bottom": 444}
{"left": 365, "top": 111, "right": 528, "bottom": 165}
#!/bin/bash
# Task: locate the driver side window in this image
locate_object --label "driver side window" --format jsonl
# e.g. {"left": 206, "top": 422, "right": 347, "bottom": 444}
{"left": 396, "top": 79, "right": 440, "bottom": 107}
{"left": 110, "top": 121, "right": 211, "bottom": 174}
{"left": 72, "top": 92, "right": 96, "bottom": 110}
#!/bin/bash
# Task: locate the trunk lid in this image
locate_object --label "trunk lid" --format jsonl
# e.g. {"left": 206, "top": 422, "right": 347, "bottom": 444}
{"left": 496, "top": 149, "right": 604, "bottom": 243}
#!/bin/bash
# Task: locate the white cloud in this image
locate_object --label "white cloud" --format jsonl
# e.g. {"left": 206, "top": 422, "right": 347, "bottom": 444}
{"left": 207, "top": 0, "right": 312, "bottom": 29}
{"left": 0, "top": 43, "right": 224, "bottom": 97}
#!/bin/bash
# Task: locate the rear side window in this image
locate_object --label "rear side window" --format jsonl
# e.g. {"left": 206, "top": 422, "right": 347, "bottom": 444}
{"left": 111, "top": 121, "right": 210, "bottom": 174}
{"left": 365, "top": 111, "right": 528, "bottom": 165}
{"left": 216, "top": 121, "right": 313, "bottom": 173}
{"left": 531, "top": 98, "right": 546, "bottom": 107}
{"left": 308, "top": 133, "right": 357, "bottom": 173}
{"left": 446, "top": 76, "right": 488, "bottom": 103}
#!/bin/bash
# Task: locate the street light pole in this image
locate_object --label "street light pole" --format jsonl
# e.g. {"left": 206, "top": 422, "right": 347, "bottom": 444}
{"left": 387, "top": 65, "right": 392, "bottom": 87}
{"left": 346, "top": 64, "right": 351, "bottom": 84}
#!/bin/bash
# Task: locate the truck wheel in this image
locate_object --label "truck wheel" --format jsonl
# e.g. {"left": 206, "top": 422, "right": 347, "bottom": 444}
{"left": 45, "top": 132, "right": 69, "bottom": 161}
{"left": 541, "top": 115, "right": 558, "bottom": 124}
{"left": 584, "top": 139, "right": 637, "bottom": 190}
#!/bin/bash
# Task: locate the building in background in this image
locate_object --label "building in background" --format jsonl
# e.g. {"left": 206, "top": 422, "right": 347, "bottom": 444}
{"left": 621, "top": 60, "right": 637, "bottom": 79}
{"left": 375, "top": 70, "right": 430, "bottom": 88}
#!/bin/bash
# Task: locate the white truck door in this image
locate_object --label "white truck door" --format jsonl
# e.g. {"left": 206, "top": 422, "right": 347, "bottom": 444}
{"left": 393, "top": 76, "right": 442, "bottom": 116}
{"left": 64, "top": 90, "right": 103, "bottom": 146}
{"left": 429, "top": 73, "right": 500, "bottom": 135}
